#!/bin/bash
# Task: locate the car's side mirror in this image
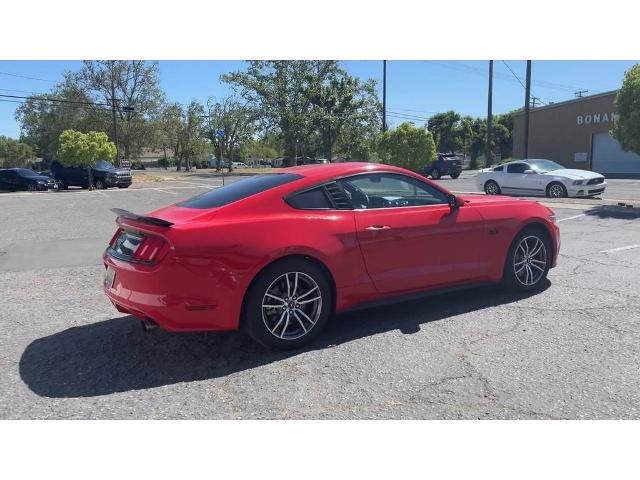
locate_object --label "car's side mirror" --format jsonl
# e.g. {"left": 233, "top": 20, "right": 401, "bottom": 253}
{"left": 448, "top": 194, "right": 463, "bottom": 211}
{"left": 524, "top": 169, "right": 536, "bottom": 174}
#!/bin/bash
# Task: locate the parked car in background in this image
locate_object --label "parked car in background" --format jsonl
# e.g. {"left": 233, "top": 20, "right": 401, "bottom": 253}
{"left": 420, "top": 153, "right": 463, "bottom": 179}
{"left": 51, "top": 159, "right": 132, "bottom": 190}
{"left": 231, "top": 161, "right": 249, "bottom": 168}
{"left": 476, "top": 158, "right": 607, "bottom": 198}
{"left": 296, "top": 156, "right": 328, "bottom": 166}
{"left": 0, "top": 168, "right": 58, "bottom": 191}
{"left": 103, "top": 162, "right": 559, "bottom": 350}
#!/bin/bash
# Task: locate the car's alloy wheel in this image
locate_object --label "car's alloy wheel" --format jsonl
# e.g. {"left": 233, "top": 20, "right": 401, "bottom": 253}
{"left": 431, "top": 168, "right": 441, "bottom": 180}
{"left": 484, "top": 180, "right": 500, "bottom": 195}
{"left": 244, "top": 258, "right": 332, "bottom": 350}
{"left": 513, "top": 235, "right": 547, "bottom": 287}
{"left": 27, "top": 184, "right": 37, "bottom": 191}
{"left": 95, "top": 179, "right": 106, "bottom": 189}
{"left": 547, "top": 183, "right": 567, "bottom": 198}
{"left": 57, "top": 179, "right": 67, "bottom": 190}
{"left": 261, "top": 272, "right": 322, "bottom": 341}
{"left": 502, "top": 228, "right": 551, "bottom": 291}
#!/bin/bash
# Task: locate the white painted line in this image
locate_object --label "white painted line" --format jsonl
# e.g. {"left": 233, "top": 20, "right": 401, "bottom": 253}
{"left": 155, "top": 189, "right": 177, "bottom": 195}
{"left": 600, "top": 244, "right": 640, "bottom": 253}
{"left": 557, "top": 213, "right": 587, "bottom": 223}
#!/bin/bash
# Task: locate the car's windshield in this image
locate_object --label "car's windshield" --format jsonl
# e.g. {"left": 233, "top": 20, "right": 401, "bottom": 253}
{"left": 95, "top": 160, "right": 115, "bottom": 169}
{"left": 15, "top": 168, "right": 40, "bottom": 177}
{"left": 526, "top": 159, "right": 564, "bottom": 173}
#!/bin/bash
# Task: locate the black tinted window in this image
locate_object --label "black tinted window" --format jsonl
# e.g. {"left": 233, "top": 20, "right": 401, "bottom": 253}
{"left": 286, "top": 187, "right": 332, "bottom": 209}
{"left": 339, "top": 173, "right": 448, "bottom": 209}
{"left": 179, "top": 173, "right": 303, "bottom": 209}
{"left": 507, "top": 163, "right": 527, "bottom": 173}
{"left": 493, "top": 165, "right": 503, "bottom": 171}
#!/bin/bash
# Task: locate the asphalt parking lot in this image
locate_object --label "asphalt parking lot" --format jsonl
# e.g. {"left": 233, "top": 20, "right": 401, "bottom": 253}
{"left": 1, "top": 176, "right": 639, "bottom": 419}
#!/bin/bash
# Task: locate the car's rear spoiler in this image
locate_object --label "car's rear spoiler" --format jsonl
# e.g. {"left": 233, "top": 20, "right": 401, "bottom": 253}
{"left": 110, "top": 208, "right": 174, "bottom": 227}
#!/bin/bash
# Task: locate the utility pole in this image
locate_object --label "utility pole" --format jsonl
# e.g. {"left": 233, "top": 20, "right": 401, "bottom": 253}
{"left": 574, "top": 90, "right": 588, "bottom": 98}
{"left": 523, "top": 60, "right": 532, "bottom": 159}
{"left": 485, "top": 60, "right": 493, "bottom": 167}
{"left": 382, "top": 60, "right": 387, "bottom": 133}
{"left": 531, "top": 96, "right": 539, "bottom": 109}
{"left": 110, "top": 71, "right": 120, "bottom": 167}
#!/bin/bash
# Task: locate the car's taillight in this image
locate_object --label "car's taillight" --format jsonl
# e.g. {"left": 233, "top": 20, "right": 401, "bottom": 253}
{"left": 108, "top": 228, "right": 121, "bottom": 247}
{"left": 131, "top": 235, "right": 169, "bottom": 263}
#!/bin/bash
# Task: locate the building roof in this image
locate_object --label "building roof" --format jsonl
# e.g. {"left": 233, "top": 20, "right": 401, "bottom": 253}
{"left": 512, "top": 90, "right": 617, "bottom": 116}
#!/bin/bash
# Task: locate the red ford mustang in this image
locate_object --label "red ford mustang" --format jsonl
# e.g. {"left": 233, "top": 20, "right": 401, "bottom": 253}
{"left": 103, "top": 162, "right": 560, "bottom": 349}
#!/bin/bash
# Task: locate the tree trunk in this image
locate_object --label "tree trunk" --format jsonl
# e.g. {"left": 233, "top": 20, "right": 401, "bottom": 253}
{"left": 228, "top": 145, "right": 234, "bottom": 172}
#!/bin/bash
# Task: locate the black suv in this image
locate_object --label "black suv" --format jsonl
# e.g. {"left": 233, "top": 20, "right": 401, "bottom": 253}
{"left": 420, "top": 153, "right": 463, "bottom": 179}
{"left": 0, "top": 168, "right": 58, "bottom": 191}
{"left": 51, "top": 160, "right": 132, "bottom": 189}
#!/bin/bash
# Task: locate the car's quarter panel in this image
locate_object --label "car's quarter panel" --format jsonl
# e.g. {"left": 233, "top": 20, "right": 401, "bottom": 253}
{"left": 353, "top": 204, "right": 488, "bottom": 294}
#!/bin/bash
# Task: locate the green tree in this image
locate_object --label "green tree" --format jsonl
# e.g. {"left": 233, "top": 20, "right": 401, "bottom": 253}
{"left": 377, "top": 122, "right": 436, "bottom": 171}
{"left": 205, "top": 96, "right": 258, "bottom": 171}
{"left": 176, "top": 101, "right": 208, "bottom": 171}
{"left": 15, "top": 73, "right": 109, "bottom": 161}
{"left": 57, "top": 130, "right": 116, "bottom": 167}
{"left": 0, "top": 136, "right": 35, "bottom": 168}
{"left": 427, "top": 111, "right": 462, "bottom": 153}
{"left": 75, "top": 61, "right": 164, "bottom": 160}
{"left": 222, "top": 61, "right": 337, "bottom": 166}
{"left": 612, "top": 64, "right": 640, "bottom": 154}
{"left": 306, "top": 67, "right": 381, "bottom": 162}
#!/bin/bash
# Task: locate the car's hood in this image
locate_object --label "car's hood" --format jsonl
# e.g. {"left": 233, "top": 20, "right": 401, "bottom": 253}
{"left": 29, "top": 175, "right": 55, "bottom": 182}
{"left": 542, "top": 168, "right": 603, "bottom": 180}
{"left": 95, "top": 168, "right": 131, "bottom": 175}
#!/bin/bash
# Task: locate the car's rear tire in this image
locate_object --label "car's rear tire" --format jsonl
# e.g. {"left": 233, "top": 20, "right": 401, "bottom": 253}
{"left": 546, "top": 182, "right": 567, "bottom": 198}
{"left": 431, "top": 168, "right": 441, "bottom": 180}
{"left": 57, "top": 179, "right": 67, "bottom": 190}
{"left": 502, "top": 227, "right": 551, "bottom": 292}
{"left": 450, "top": 172, "right": 460, "bottom": 179}
{"left": 484, "top": 180, "right": 501, "bottom": 195}
{"left": 242, "top": 258, "right": 332, "bottom": 350}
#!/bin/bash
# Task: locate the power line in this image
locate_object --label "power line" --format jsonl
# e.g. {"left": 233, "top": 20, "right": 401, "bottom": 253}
{"left": 0, "top": 71, "right": 59, "bottom": 83}
{"left": 501, "top": 61, "right": 527, "bottom": 90}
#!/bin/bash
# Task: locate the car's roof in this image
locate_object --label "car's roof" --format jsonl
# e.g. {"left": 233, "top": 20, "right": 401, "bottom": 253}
{"left": 280, "top": 162, "right": 410, "bottom": 181}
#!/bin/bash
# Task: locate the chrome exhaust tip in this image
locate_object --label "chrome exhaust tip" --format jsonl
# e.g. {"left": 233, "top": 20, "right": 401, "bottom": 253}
{"left": 141, "top": 318, "right": 158, "bottom": 332}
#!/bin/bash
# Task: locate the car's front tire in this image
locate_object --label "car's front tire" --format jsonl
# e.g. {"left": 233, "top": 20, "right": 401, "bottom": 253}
{"left": 450, "top": 172, "right": 460, "bottom": 179}
{"left": 94, "top": 179, "right": 107, "bottom": 189}
{"left": 243, "top": 258, "right": 333, "bottom": 350}
{"left": 502, "top": 227, "right": 551, "bottom": 292}
{"left": 484, "top": 180, "right": 501, "bottom": 195}
{"left": 546, "top": 182, "right": 567, "bottom": 198}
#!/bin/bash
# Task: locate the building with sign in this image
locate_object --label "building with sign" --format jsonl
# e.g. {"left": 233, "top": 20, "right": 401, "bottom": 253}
{"left": 512, "top": 91, "right": 640, "bottom": 177}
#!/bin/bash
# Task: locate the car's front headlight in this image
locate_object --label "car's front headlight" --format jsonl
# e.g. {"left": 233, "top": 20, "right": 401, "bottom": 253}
{"left": 572, "top": 180, "right": 584, "bottom": 185}
{"left": 37, "top": 180, "right": 45, "bottom": 184}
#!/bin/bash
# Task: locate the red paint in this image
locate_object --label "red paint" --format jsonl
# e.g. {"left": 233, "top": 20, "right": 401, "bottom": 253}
{"left": 103, "top": 163, "right": 560, "bottom": 332}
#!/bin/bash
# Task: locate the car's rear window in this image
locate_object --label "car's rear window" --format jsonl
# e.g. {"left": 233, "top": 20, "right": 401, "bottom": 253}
{"left": 178, "top": 173, "right": 303, "bottom": 209}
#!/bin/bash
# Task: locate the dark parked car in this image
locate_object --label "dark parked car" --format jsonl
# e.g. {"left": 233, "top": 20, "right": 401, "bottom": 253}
{"left": 51, "top": 160, "right": 132, "bottom": 190}
{"left": 0, "top": 168, "right": 58, "bottom": 192}
{"left": 420, "top": 153, "right": 463, "bottom": 179}
{"left": 296, "top": 157, "right": 328, "bottom": 166}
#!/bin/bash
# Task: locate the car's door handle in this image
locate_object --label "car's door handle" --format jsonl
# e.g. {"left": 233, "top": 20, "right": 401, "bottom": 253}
{"left": 365, "top": 225, "right": 391, "bottom": 231}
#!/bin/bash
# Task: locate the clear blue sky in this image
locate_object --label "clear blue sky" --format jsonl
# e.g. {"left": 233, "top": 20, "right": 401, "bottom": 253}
{"left": 0, "top": 60, "right": 637, "bottom": 139}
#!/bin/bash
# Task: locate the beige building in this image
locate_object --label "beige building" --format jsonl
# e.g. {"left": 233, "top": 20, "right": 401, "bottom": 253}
{"left": 512, "top": 91, "right": 640, "bottom": 178}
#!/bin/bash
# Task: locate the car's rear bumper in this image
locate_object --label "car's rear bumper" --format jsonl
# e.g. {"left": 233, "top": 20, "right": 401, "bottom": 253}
{"left": 102, "top": 250, "right": 236, "bottom": 332}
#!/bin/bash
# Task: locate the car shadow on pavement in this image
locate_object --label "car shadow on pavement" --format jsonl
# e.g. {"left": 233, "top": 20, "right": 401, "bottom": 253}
{"left": 19, "top": 281, "right": 549, "bottom": 398}
{"left": 584, "top": 205, "right": 640, "bottom": 220}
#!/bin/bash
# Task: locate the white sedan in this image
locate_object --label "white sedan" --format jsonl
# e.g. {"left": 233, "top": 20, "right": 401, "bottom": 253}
{"left": 476, "top": 159, "right": 607, "bottom": 199}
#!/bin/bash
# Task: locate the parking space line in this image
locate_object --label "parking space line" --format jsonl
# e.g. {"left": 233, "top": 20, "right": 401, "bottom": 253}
{"left": 557, "top": 213, "right": 587, "bottom": 222}
{"left": 600, "top": 244, "right": 640, "bottom": 253}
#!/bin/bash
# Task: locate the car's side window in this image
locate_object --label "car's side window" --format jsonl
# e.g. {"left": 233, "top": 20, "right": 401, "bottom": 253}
{"left": 338, "top": 173, "right": 449, "bottom": 209}
{"left": 506, "top": 163, "right": 527, "bottom": 174}
{"left": 493, "top": 165, "right": 504, "bottom": 172}
{"left": 285, "top": 186, "right": 333, "bottom": 210}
